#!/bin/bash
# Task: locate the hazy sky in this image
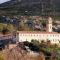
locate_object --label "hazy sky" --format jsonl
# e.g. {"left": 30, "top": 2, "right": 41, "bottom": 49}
{"left": 0, "top": 0, "right": 10, "bottom": 4}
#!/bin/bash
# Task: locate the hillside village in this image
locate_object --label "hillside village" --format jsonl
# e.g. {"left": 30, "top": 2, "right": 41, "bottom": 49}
{"left": 0, "top": 16, "right": 60, "bottom": 32}
{"left": 0, "top": 16, "right": 60, "bottom": 60}
{"left": 0, "top": 0, "right": 60, "bottom": 60}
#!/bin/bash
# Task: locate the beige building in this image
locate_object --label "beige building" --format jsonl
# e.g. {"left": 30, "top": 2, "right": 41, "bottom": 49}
{"left": 17, "top": 17, "right": 60, "bottom": 44}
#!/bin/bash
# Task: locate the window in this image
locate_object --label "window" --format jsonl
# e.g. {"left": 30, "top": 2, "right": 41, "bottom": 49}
{"left": 25, "top": 34, "right": 27, "bottom": 36}
{"left": 26, "top": 39, "right": 27, "bottom": 41}
{"left": 50, "top": 26, "right": 51, "bottom": 29}
{"left": 23, "top": 34, "right": 24, "bottom": 36}
{"left": 58, "top": 39, "right": 59, "bottom": 41}
{"left": 58, "top": 35, "right": 59, "bottom": 37}
{"left": 53, "top": 35, "right": 54, "bottom": 37}
{"left": 31, "top": 34, "right": 32, "bottom": 36}
{"left": 30, "top": 34, "right": 31, "bottom": 36}
{"left": 47, "top": 35, "right": 48, "bottom": 37}
{"left": 50, "top": 35, "right": 52, "bottom": 37}
{"left": 55, "top": 39, "right": 56, "bottom": 42}
{"left": 53, "top": 39, "right": 54, "bottom": 42}
{"left": 43, "top": 35, "right": 44, "bottom": 37}
{"left": 39, "top": 35, "right": 41, "bottom": 37}
{"left": 55, "top": 35, "right": 56, "bottom": 37}
{"left": 34, "top": 35, "right": 35, "bottom": 36}
{"left": 37, "top": 35, "right": 38, "bottom": 36}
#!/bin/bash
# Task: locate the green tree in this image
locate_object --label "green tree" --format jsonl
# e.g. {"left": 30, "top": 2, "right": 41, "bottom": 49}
{"left": 2, "top": 27, "right": 9, "bottom": 35}
{"left": 31, "top": 39, "right": 40, "bottom": 46}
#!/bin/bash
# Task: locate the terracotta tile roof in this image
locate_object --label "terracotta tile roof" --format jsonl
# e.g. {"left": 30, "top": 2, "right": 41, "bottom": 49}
{"left": 0, "top": 34, "right": 13, "bottom": 40}
{"left": 17, "top": 31, "right": 60, "bottom": 34}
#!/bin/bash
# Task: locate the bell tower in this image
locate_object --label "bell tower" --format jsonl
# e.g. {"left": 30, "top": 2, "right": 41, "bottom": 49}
{"left": 47, "top": 17, "right": 52, "bottom": 32}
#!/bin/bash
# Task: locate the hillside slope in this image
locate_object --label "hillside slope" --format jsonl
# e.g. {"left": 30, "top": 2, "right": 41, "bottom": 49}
{"left": 0, "top": 0, "right": 60, "bottom": 16}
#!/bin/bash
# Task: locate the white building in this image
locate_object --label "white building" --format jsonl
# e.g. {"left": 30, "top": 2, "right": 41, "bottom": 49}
{"left": 17, "top": 17, "right": 60, "bottom": 44}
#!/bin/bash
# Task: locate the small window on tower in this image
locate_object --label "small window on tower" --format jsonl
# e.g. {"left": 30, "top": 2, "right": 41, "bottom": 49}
{"left": 53, "top": 39, "right": 54, "bottom": 42}
{"left": 50, "top": 26, "right": 51, "bottom": 29}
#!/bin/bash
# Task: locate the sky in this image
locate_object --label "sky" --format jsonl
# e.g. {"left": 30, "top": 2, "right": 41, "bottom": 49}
{"left": 0, "top": 0, "right": 10, "bottom": 4}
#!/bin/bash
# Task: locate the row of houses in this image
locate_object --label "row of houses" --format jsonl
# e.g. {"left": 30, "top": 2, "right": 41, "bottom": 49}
{"left": 0, "top": 34, "right": 16, "bottom": 50}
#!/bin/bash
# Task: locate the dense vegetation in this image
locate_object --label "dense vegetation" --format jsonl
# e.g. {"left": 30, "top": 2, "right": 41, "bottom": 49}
{"left": 0, "top": 23, "right": 15, "bottom": 34}
{"left": 23, "top": 40, "right": 60, "bottom": 60}
{"left": 0, "top": 40, "right": 60, "bottom": 60}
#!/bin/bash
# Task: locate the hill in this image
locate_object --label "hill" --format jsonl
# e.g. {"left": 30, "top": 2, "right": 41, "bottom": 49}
{"left": 0, "top": 0, "right": 60, "bottom": 16}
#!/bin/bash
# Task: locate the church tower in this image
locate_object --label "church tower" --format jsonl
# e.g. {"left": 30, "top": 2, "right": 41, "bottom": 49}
{"left": 47, "top": 17, "right": 52, "bottom": 32}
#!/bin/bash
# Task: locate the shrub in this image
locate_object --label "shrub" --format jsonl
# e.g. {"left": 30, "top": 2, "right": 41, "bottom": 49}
{"left": 0, "top": 55, "right": 4, "bottom": 60}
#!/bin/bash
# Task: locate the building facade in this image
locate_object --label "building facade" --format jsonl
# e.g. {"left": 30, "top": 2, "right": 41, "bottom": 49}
{"left": 17, "top": 17, "right": 60, "bottom": 44}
